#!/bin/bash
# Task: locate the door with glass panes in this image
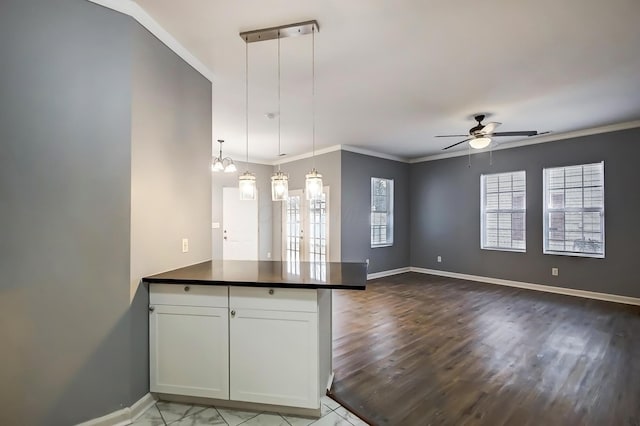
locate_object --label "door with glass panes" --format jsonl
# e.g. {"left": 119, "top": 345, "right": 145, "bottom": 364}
{"left": 283, "top": 188, "right": 329, "bottom": 265}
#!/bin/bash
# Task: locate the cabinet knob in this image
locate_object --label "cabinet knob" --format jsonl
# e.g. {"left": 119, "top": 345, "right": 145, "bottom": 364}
{"left": 149, "top": 305, "right": 155, "bottom": 312}
{"left": 268, "top": 289, "right": 274, "bottom": 295}
{"left": 184, "top": 286, "right": 190, "bottom": 292}
{"left": 230, "top": 310, "right": 236, "bottom": 317}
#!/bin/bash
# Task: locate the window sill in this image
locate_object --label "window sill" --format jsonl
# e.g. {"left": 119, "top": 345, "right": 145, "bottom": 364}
{"left": 481, "top": 246, "right": 526, "bottom": 253}
{"left": 371, "top": 244, "right": 393, "bottom": 249}
{"left": 543, "top": 250, "right": 605, "bottom": 259}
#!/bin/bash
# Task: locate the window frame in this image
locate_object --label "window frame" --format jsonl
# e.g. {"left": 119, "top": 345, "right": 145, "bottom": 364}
{"left": 543, "top": 162, "right": 605, "bottom": 258}
{"left": 480, "top": 170, "right": 527, "bottom": 253}
{"left": 370, "top": 177, "right": 394, "bottom": 248}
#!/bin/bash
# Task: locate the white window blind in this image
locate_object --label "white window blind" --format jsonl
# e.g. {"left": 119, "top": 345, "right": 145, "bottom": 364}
{"left": 371, "top": 177, "right": 394, "bottom": 247}
{"left": 481, "top": 171, "right": 526, "bottom": 252}
{"left": 543, "top": 162, "right": 604, "bottom": 257}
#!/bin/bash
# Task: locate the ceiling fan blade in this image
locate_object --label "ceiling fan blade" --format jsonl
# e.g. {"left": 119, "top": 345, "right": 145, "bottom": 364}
{"left": 491, "top": 131, "right": 538, "bottom": 137}
{"left": 435, "top": 134, "right": 470, "bottom": 138}
{"left": 480, "top": 122, "right": 501, "bottom": 134}
{"left": 442, "top": 138, "right": 473, "bottom": 150}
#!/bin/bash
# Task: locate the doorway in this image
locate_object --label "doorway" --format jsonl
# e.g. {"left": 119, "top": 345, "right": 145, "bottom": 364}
{"left": 223, "top": 187, "right": 258, "bottom": 260}
{"left": 282, "top": 188, "right": 329, "bottom": 266}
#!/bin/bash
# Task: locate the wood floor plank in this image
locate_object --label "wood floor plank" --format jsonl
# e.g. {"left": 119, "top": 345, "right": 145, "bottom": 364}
{"left": 330, "top": 273, "right": 640, "bottom": 426}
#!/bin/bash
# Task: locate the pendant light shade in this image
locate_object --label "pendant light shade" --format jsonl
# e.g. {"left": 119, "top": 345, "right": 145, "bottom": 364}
{"left": 239, "top": 171, "right": 257, "bottom": 200}
{"left": 271, "top": 171, "right": 289, "bottom": 201}
{"left": 239, "top": 36, "right": 257, "bottom": 200}
{"left": 305, "top": 168, "right": 323, "bottom": 200}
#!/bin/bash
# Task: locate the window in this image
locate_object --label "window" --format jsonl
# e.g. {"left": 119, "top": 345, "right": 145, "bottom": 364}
{"left": 371, "top": 177, "right": 394, "bottom": 247}
{"left": 543, "top": 162, "right": 604, "bottom": 257}
{"left": 481, "top": 171, "right": 526, "bottom": 252}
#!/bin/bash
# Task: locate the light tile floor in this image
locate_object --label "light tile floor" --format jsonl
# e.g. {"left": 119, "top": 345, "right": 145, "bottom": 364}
{"left": 132, "top": 397, "right": 369, "bottom": 426}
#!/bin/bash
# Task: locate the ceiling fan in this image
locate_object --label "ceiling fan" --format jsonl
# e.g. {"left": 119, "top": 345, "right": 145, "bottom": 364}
{"left": 437, "top": 115, "right": 548, "bottom": 150}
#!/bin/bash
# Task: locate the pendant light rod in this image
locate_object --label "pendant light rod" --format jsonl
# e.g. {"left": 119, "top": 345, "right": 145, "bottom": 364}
{"left": 311, "top": 25, "right": 316, "bottom": 168}
{"left": 240, "top": 20, "right": 319, "bottom": 43}
{"left": 277, "top": 31, "right": 282, "bottom": 171}
{"left": 245, "top": 36, "right": 249, "bottom": 167}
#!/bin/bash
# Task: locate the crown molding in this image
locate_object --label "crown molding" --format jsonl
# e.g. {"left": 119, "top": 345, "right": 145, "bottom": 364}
{"left": 86, "top": 0, "right": 214, "bottom": 82}
{"left": 272, "top": 144, "right": 408, "bottom": 166}
{"left": 341, "top": 145, "right": 409, "bottom": 163}
{"left": 410, "top": 120, "right": 640, "bottom": 163}
{"left": 272, "top": 145, "right": 343, "bottom": 165}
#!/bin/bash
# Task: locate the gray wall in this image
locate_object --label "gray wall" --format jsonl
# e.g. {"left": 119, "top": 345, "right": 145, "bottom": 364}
{"left": 0, "top": 1, "right": 132, "bottom": 425}
{"left": 212, "top": 162, "right": 273, "bottom": 260}
{"left": 410, "top": 127, "right": 640, "bottom": 298}
{"left": 0, "top": 1, "right": 213, "bottom": 424}
{"left": 273, "top": 151, "right": 342, "bottom": 262}
{"left": 341, "top": 151, "right": 411, "bottom": 273}
{"left": 130, "top": 21, "right": 212, "bottom": 405}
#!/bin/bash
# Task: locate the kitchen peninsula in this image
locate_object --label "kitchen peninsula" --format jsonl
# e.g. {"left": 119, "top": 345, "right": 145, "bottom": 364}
{"left": 142, "top": 260, "right": 367, "bottom": 417}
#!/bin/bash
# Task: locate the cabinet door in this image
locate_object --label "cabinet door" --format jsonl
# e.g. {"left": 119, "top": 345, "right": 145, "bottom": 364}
{"left": 150, "top": 305, "right": 229, "bottom": 399}
{"left": 230, "top": 309, "right": 319, "bottom": 409}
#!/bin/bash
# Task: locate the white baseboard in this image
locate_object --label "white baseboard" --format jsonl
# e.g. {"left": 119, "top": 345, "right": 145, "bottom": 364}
{"left": 367, "top": 267, "right": 411, "bottom": 280}
{"left": 76, "top": 393, "right": 156, "bottom": 426}
{"left": 130, "top": 393, "right": 157, "bottom": 421}
{"left": 410, "top": 267, "right": 640, "bottom": 306}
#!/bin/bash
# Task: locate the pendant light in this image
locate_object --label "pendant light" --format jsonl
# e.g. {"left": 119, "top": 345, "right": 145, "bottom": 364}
{"left": 271, "top": 31, "right": 289, "bottom": 201}
{"left": 305, "top": 26, "right": 323, "bottom": 201}
{"left": 211, "top": 139, "right": 237, "bottom": 172}
{"left": 239, "top": 36, "right": 257, "bottom": 201}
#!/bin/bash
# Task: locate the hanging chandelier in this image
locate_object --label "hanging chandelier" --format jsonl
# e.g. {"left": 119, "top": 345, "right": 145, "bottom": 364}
{"left": 211, "top": 139, "right": 237, "bottom": 173}
{"left": 239, "top": 21, "right": 321, "bottom": 202}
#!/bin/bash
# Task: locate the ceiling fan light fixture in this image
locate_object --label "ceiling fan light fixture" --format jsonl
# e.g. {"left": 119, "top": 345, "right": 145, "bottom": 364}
{"left": 469, "top": 136, "right": 491, "bottom": 149}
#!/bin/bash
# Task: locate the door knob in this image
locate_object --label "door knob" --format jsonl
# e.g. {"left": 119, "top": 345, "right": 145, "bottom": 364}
{"left": 149, "top": 305, "right": 155, "bottom": 312}
{"left": 230, "top": 310, "right": 236, "bottom": 317}
{"left": 224, "top": 236, "right": 227, "bottom": 240}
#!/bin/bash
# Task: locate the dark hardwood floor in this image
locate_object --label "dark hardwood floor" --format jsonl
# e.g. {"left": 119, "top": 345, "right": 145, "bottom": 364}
{"left": 330, "top": 273, "right": 640, "bottom": 426}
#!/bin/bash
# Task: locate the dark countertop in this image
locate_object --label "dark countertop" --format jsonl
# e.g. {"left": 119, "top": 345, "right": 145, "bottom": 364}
{"left": 142, "top": 260, "right": 367, "bottom": 290}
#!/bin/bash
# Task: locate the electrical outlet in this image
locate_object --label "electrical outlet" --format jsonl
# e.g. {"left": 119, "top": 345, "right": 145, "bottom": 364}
{"left": 365, "top": 258, "right": 370, "bottom": 266}
{"left": 552, "top": 267, "right": 559, "bottom": 276}
{"left": 437, "top": 256, "right": 442, "bottom": 263}
{"left": 267, "top": 252, "right": 271, "bottom": 259}
{"left": 182, "top": 238, "right": 189, "bottom": 253}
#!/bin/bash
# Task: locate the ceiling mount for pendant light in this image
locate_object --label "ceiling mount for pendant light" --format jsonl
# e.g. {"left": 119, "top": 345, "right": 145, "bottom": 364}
{"left": 211, "top": 139, "right": 237, "bottom": 173}
{"left": 305, "top": 24, "right": 323, "bottom": 201}
{"left": 239, "top": 35, "right": 256, "bottom": 201}
{"left": 270, "top": 30, "right": 289, "bottom": 201}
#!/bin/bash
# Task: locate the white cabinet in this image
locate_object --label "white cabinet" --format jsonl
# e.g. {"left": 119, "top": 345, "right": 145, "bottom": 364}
{"left": 149, "top": 284, "right": 229, "bottom": 399}
{"left": 230, "top": 308, "right": 319, "bottom": 408}
{"left": 149, "top": 284, "right": 331, "bottom": 412}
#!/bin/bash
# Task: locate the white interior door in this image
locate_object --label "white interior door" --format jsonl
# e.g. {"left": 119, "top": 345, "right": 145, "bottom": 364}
{"left": 223, "top": 187, "right": 258, "bottom": 260}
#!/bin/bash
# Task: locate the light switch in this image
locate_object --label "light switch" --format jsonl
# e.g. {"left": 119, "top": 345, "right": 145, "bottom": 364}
{"left": 182, "top": 238, "right": 189, "bottom": 253}
{"left": 212, "top": 222, "right": 220, "bottom": 229}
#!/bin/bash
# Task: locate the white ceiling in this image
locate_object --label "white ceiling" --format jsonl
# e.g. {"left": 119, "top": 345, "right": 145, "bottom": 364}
{"left": 134, "top": 0, "right": 640, "bottom": 162}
